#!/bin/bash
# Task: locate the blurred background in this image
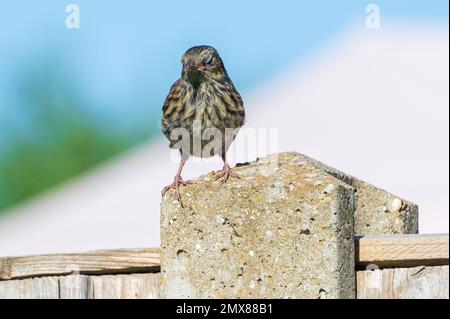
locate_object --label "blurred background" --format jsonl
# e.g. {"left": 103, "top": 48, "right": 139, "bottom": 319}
{"left": 0, "top": 1, "right": 448, "bottom": 256}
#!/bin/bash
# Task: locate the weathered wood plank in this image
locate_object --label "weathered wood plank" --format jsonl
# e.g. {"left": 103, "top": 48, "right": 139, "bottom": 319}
{"left": 0, "top": 273, "right": 160, "bottom": 299}
{"left": 89, "top": 273, "right": 160, "bottom": 299}
{"left": 59, "top": 275, "right": 90, "bottom": 299}
{"left": 0, "top": 276, "right": 59, "bottom": 299}
{"left": 356, "top": 234, "right": 449, "bottom": 268}
{"left": 357, "top": 265, "right": 449, "bottom": 299}
{"left": 0, "top": 248, "right": 160, "bottom": 280}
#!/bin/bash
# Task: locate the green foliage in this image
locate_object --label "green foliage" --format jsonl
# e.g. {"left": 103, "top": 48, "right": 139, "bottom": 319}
{"left": 0, "top": 65, "right": 143, "bottom": 214}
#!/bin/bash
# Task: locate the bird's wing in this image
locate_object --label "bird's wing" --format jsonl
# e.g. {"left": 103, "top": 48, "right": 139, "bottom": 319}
{"left": 162, "top": 79, "right": 185, "bottom": 113}
{"left": 161, "top": 79, "right": 188, "bottom": 138}
{"left": 224, "top": 80, "right": 245, "bottom": 121}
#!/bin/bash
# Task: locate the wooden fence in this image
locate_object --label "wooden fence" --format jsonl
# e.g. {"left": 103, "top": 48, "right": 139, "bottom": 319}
{"left": 355, "top": 234, "right": 449, "bottom": 298}
{"left": 0, "top": 234, "right": 448, "bottom": 299}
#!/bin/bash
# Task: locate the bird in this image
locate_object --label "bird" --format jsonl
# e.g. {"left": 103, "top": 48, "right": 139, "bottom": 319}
{"left": 161, "top": 45, "right": 245, "bottom": 202}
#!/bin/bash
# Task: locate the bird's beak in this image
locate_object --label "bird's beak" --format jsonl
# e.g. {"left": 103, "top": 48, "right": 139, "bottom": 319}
{"left": 185, "top": 63, "right": 204, "bottom": 72}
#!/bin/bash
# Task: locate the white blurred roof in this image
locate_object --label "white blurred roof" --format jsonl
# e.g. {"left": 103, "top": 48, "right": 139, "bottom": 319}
{"left": 0, "top": 23, "right": 448, "bottom": 257}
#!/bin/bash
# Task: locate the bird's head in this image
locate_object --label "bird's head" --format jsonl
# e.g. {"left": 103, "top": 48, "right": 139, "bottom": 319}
{"left": 181, "top": 45, "right": 227, "bottom": 86}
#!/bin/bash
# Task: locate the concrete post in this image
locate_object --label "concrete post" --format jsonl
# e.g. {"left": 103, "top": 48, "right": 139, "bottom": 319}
{"left": 161, "top": 153, "right": 356, "bottom": 298}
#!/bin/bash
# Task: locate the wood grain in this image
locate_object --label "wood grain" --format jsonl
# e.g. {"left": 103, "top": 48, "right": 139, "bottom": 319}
{"left": 357, "top": 265, "right": 449, "bottom": 299}
{"left": 0, "top": 273, "right": 160, "bottom": 299}
{"left": 0, "top": 248, "right": 160, "bottom": 280}
{"left": 0, "top": 276, "right": 59, "bottom": 299}
{"left": 356, "top": 234, "right": 449, "bottom": 268}
{"left": 87, "top": 273, "right": 160, "bottom": 299}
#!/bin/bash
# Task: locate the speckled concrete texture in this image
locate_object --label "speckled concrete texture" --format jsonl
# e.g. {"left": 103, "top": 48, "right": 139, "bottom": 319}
{"left": 292, "top": 153, "right": 418, "bottom": 235}
{"left": 161, "top": 153, "right": 356, "bottom": 298}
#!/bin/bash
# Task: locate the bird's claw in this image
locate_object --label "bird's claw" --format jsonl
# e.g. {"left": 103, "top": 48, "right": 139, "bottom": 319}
{"left": 214, "top": 164, "right": 240, "bottom": 184}
{"left": 162, "top": 176, "right": 192, "bottom": 205}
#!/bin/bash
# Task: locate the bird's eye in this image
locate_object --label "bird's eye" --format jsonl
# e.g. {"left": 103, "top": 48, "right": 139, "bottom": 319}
{"left": 205, "top": 56, "right": 214, "bottom": 65}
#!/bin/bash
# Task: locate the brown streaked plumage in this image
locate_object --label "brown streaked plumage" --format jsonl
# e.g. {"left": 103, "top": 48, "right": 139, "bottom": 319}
{"left": 161, "top": 45, "right": 245, "bottom": 203}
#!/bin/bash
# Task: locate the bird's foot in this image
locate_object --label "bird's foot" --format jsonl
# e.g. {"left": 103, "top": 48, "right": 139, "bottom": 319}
{"left": 162, "top": 175, "right": 192, "bottom": 204}
{"left": 214, "top": 163, "right": 240, "bottom": 184}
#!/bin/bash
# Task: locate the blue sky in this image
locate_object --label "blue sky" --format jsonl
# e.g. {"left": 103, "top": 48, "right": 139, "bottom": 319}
{"left": 0, "top": 1, "right": 448, "bottom": 145}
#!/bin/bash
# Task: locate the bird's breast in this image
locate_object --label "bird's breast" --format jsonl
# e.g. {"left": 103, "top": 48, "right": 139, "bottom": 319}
{"left": 191, "top": 85, "right": 237, "bottom": 127}
{"left": 163, "top": 78, "right": 244, "bottom": 158}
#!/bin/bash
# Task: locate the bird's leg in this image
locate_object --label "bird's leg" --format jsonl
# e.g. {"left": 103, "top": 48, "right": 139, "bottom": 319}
{"left": 214, "top": 153, "right": 240, "bottom": 183}
{"left": 163, "top": 159, "right": 192, "bottom": 202}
